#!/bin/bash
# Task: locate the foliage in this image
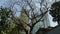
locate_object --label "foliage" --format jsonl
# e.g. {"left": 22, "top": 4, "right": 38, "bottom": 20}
{"left": 49, "top": 1, "right": 60, "bottom": 22}
{"left": 0, "top": 7, "right": 26, "bottom": 34}
{"left": 0, "top": 7, "right": 13, "bottom": 33}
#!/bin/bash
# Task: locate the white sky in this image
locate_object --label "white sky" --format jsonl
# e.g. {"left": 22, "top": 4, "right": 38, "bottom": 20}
{"left": 0, "top": 0, "right": 59, "bottom": 27}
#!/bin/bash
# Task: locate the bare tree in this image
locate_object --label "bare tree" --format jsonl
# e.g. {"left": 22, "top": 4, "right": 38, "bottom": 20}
{"left": 5, "top": 0, "right": 54, "bottom": 34}
{"left": 18, "top": 0, "right": 51, "bottom": 34}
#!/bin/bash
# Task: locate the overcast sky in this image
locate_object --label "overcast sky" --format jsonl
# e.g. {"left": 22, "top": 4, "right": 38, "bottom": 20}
{"left": 0, "top": 0, "right": 53, "bottom": 16}
{"left": 0, "top": 0, "right": 59, "bottom": 27}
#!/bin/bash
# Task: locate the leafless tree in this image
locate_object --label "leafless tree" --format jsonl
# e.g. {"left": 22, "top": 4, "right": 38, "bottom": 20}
{"left": 18, "top": 0, "right": 50, "bottom": 34}
{"left": 6, "top": 0, "right": 53, "bottom": 34}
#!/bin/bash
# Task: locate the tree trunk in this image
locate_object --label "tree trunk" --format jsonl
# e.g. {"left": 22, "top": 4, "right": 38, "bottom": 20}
{"left": 25, "top": 31, "right": 28, "bottom": 34}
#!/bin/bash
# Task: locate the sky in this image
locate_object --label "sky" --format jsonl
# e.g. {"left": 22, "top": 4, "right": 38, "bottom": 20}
{"left": 0, "top": 0, "right": 59, "bottom": 27}
{"left": 0, "top": 0, "right": 22, "bottom": 17}
{"left": 0, "top": 0, "right": 59, "bottom": 34}
{"left": 0, "top": 0, "right": 55, "bottom": 16}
